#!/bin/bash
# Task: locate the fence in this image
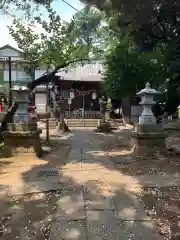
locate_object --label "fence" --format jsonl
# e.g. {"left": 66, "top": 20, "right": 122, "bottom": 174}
{"left": 65, "top": 110, "right": 101, "bottom": 119}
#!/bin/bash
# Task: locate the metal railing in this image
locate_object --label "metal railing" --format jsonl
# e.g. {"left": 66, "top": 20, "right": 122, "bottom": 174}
{"left": 65, "top": 110, "right": 101, "bottom": 119}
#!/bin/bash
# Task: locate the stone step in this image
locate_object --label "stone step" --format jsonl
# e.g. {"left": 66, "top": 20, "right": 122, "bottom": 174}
{"left": 65, "top": 119, "right": 100, "bottom": 127}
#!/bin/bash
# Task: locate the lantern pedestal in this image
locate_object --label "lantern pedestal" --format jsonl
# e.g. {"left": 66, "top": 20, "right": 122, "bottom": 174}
{"left": 2, "top": 86, "right": 42, "bottom": 157}
{"left": 131, "top": 83, "right": 167, "bottom": 157}
{"left": 95, "top": 121, "right": 112, "bottom": 133}
{"left": 57, "top": 120, "right": 70, "bottom": 132}
{"left": 131, "top": 123, "right": 167, "bottom": 157}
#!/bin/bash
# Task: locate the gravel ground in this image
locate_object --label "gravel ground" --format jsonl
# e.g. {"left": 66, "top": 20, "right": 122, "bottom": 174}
{"left": 137, "top": 187, "right": 180, "bottom": 240}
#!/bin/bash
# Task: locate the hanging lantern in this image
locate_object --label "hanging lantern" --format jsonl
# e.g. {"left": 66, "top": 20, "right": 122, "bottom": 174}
{"left": 70, "top": 90, "right": 75, "bottom": 99}
{"left": 92, "top": 92, "right": 97, "bottom": 100}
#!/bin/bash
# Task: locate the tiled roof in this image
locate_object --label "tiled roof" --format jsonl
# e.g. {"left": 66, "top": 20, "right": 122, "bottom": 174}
{"left": 55, "top": 62, "right": 104, "bottom": 82}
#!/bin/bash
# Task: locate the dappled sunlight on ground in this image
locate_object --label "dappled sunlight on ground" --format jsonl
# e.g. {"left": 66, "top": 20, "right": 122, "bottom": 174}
{"left": 0, "top": 128, "right": 174, "bottom": 239}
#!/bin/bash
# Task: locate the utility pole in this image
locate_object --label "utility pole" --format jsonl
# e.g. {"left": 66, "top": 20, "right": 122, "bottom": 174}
{"left": 46, "top": 83, "right": 49, "bottom": 142}
{"left": 8, "top": 56, "right": 12, "bottom": 107}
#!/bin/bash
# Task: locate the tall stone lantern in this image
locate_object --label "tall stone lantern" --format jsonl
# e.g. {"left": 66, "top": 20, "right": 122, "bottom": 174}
{"left": 11, "top": 85, "right": 29, "bottom": 122}
{"left": 2, "top": 85, "right": 42, "bottom": 157}
{"left": 131, "top": 82, "right": 167, "bottom": 157}
{"left": 137, "top": 82, "right": 161, "bottom": 125}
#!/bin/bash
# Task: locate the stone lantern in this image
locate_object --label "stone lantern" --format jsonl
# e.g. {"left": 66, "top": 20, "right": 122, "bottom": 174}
{"left": 131, "top": 82, "right": 167, "bottom": 157}
{"left": 137, "top": 82, "right": 161, "bottom": 125}
{"left": 11, "top": 85, "right": 29, "bottom": 122}
{"left": 95, "top": 96, "right": 112, "bottom": 133}
{"left": 177, "top": 104, "right": 180, "bottom": 119}
{"left": 2, "top": 85, "right": 42, "bottom": 157}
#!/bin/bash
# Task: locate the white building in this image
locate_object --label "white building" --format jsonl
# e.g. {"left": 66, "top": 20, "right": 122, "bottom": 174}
{"left": 0, "top": 44, "right": 47, "bottom": 110}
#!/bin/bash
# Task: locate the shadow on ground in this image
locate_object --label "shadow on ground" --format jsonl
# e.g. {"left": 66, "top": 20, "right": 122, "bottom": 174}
{"left": 0, "top": 128, "right": 163, "bottom": 239}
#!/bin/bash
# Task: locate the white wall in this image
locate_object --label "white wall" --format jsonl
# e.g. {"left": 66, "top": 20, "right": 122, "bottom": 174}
{"left": 35, "top": 93, "right": 47, "bottom": 113}
{"left": 35, "top": 69, "right": 46, "bottom": 79}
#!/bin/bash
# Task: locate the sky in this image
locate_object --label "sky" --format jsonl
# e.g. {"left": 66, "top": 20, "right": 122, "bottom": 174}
{"left": 0, "top": 0, "right": 84, "bottom": 48}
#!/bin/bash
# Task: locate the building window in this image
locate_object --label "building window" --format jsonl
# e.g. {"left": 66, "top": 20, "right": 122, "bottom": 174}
{"left": 60, "top": 90, "right": 70, "bottom": 98}
{"left": 16, "top": 71, "right": 31, "bottom": 81}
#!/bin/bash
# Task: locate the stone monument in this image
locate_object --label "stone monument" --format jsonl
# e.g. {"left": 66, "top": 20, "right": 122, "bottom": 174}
{"left": 131, "top": 83, "right": 167, "bottom": 156}
{"left": 2, "top": 85, "right": 42, "bottom": 157}
{"left": 95, "top": 96, "right": 112, "bottom": 133}
{"left": 57, "top": 96, "right": 70, "bottom": 132}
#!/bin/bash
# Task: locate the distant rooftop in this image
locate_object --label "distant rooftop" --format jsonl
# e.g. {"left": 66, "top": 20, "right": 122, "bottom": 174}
{"left": 56, "top": 61, "right": 104, "bottom": 82}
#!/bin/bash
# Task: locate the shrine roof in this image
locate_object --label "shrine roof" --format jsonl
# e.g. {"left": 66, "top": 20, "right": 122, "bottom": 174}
{"left": 55, "top": 61, "right": 103, "bottom": 82}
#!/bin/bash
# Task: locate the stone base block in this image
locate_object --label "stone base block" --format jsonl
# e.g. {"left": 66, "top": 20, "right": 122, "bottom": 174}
{"left": 134, "top": 123, "right": 163, "bottom": 133}
{"left": 131, "top": 130, "right": 167, "bottom": 157}
{"left": 95, "top": 122, "right": 112, "bottom": 133}
{"left": 2, "top": 130, "right": 42, "bottom": 157}
{"left": 57, "top": 120, "right": 70, "bottom": 132}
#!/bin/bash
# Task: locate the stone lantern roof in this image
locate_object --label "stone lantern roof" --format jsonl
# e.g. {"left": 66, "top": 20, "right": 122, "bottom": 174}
{"left": 137, "top": 82, "right": 161, "bottom": 96}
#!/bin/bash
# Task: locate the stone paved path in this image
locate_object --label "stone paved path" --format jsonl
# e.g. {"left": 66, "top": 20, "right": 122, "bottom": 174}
{"left": 1, "top": 129, "right": 177, "bottom": 239}
{"left": 47, "top": 130, "right": 163, "bottom": 240}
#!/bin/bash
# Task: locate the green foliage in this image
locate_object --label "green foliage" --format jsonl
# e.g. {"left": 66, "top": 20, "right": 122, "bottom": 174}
{"left": 67, "top": 5, "right": 105, "bottom": 58}
{"left": 8, "top": 7, "right": 89, "bottom": 77}
{"left": 8, "top": 18, "right": 43, "bottom": 78}
{"left": 103, "top": 41, "right": 167, "bottom": 99}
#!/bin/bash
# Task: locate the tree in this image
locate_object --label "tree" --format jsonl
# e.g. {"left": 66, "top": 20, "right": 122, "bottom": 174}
{"left": 0, "top": 0, "right": 49, "bottom": 17}
{"left": 8, "top": 18, "right": 43, "bottom": 80}
{"left": 81, "top": 0, "right": 180, "bottom": 114}
{"left": 8, "top": 7, "right": 84, "bottom": 77}
{"left": 67, "top": 5, "right": 105, "bottom": 58}
{"left": 103, "top": 40, "right": 167, "bottom": 99}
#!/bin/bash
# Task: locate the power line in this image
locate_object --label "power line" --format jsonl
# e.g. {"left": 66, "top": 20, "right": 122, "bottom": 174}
{"left": 60, "top": 0, "right": 119, "bottom": 38}
{"left": 61, "top": 0, "right": 82, "bottom": 14}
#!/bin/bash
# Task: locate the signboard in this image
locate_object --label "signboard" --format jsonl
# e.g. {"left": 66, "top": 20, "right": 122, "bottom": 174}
{"left": 68, "top": 98, "right": 72, "bottom": 105}
{"left": 36, "top": 104, "right": 46, "bottom": 113}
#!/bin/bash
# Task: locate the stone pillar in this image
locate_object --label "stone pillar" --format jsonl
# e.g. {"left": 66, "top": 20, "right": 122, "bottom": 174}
{"left": 96, "top": 96, "right": 112, "bottom": 133}
{"left": 131, "top": 83, "right": 167, "bottom": 157}
{"left": 57, "top": 96, "right": 70, "bottom": 132}
{"left": 99, "top": 96, "right": 106, "bottom": 123}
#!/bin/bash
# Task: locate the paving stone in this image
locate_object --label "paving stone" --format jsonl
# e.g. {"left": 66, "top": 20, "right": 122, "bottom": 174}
{"left": 86, "top": 210, "right": 127, "bottom": 240}
{"left": 84, "top": 185, "right": 115, "bottom": 210}
{"left": 114, "top": 191, "right": 150, "bottom": 220}
{"left": 61, "top": 170, "right": 104, "bottom": 185}
{"left": 48, "top": 220, "right": 86, "bottom": 240}
{"left": 61, "top": 163, "right": 82, "bottom": 171}
{"left": 81, "top": 163, "right": 109, "bottom": 171}
{"left": 55, "top": 187, "right": 86, "bottom": 220}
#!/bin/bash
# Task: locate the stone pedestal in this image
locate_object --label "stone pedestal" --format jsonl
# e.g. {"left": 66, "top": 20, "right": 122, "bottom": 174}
{"left": 57, "top": 97, "right": 70, "bottom": 132}
{"left": 2, "top": 122, "right": 42, "bottom": 157}
{"left": 131, "top": 83, "right": 167, "bottom": 157}
{"left": 131, "top": 123, "right": 167, "bottom": 156}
